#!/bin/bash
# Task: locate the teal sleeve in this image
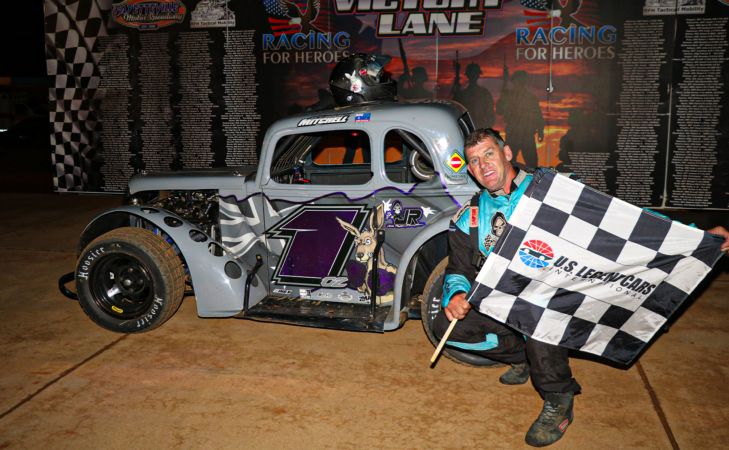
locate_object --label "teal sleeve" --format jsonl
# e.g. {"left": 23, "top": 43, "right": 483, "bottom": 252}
{"left": 442, "top": 273, "right": 471, "bottom": 307}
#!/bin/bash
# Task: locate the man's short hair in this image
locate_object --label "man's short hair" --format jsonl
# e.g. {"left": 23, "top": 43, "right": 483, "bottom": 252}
{"left": 464, "top": 128, "right": 505, "bottom": 152}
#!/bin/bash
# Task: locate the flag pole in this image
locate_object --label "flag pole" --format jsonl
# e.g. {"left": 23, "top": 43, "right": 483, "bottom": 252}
{"left": 430, "top": 318, "right": 458, "bottom": 364}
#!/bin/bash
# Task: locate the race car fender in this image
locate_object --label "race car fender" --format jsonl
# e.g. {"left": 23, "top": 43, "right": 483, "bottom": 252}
{"left": 78, "top": 205, "right": 266, "bottom": 317}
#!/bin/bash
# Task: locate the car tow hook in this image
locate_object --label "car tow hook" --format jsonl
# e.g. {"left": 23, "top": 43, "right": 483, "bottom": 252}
{"left": 58, "top": 272, "right": 78, "bottom": 300}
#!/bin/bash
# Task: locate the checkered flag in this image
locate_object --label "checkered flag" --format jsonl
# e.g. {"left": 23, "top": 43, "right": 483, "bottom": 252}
{"left": 44, "top": 0, "right": 107, "bottom": 191}
{"left": 469, "top": 170, "right": 724, "bottom": 365}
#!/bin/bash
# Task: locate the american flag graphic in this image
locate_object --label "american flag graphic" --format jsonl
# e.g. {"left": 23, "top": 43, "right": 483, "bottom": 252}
{"left": 521, "top": 0, "right": 552, "bottom": 10}
{"left": 521, "top": 0, "right": 556, "bottom": 28}
{"left": 262, "top": 0, "right": 329, "bottom": 36}
{"left": 520, "top": 0, "right": 593, "bottom": 29}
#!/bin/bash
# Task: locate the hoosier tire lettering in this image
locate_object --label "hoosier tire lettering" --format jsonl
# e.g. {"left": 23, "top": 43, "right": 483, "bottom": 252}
{"left": 136, "top": 296, "right": 164, "bottom": 329}
{"left": 77, "top": 247, "right": 105, "bottom": 281}
{"left": 75, "top": 227, "right": 185, "bottom": 333}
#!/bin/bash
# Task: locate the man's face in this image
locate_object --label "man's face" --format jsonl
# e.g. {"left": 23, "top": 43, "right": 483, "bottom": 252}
{"left": 465, "top": 137, "right": 514, "bottom": 192}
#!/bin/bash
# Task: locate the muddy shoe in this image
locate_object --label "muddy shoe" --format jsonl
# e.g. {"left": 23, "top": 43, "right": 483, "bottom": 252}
{"left": 499, "top": 362, "right": 530, "bottom": 385}
{"left": 525, "top": 392, "right": 574, "bottom": 447}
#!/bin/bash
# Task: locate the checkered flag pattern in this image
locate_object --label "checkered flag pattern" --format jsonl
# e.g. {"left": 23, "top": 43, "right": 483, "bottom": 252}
{"left": 44, "top": 0, "right": 107, "bottom": 191}
{"left": 469, "top": 170, "right": 724, "bottom": 365}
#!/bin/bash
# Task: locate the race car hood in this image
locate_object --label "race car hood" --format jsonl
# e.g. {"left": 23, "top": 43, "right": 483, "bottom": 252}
{"left": 128, "top": 166, "right": 256, "bottom": 194}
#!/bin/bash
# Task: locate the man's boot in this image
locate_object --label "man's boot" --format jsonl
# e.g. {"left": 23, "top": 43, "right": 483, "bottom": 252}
{"left": 525, "top": 392, "right": 574, "bottom": 447}
{"left": 499, "top": 362, "right": 530, "bottom": 385}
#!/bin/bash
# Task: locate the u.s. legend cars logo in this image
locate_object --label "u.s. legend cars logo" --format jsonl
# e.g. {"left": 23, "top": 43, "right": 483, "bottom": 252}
{"left": 518, "top": 239, "right": 553, "bottom": 269}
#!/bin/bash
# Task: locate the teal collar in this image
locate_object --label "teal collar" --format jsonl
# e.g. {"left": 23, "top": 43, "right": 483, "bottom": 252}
{"left": 487, "top": 167, "right": 527, "bottom": 198}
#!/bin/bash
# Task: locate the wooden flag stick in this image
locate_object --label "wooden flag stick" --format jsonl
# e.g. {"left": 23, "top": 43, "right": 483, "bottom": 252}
{"left": 430, "top": 318, "right": 458, "bottom": 364}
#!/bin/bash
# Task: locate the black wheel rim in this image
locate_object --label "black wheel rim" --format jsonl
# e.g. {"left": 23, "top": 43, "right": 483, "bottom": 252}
{"left": 90, "top": 254, "right": 155, "bottom": 319}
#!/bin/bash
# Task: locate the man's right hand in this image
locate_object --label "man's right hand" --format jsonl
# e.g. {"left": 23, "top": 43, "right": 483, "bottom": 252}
{"left": 707, "top": 226, "right": 729, "bottom": 253}
{"left": 444, "top": 292, "right": 472, "bottom": 321}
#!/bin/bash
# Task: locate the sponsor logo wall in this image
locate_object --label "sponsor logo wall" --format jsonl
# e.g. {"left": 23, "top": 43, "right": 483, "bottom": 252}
{"left": 44, "top": 0, "right": 729, "bottom": 209}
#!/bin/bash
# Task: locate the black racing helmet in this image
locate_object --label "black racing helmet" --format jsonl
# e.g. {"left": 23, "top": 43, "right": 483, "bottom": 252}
{"left": 329, "top": 53, "right": 397, "bottom": 106}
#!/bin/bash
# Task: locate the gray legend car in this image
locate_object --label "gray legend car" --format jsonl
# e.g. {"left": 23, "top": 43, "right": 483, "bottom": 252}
{"left": 63, "top": 100, "right": 497, "bottom": 367}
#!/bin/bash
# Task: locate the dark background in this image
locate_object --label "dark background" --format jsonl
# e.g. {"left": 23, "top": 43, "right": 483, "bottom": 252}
{"left": 1, "top": 2, "right": 46, "bottom": 77}
{"left": 0, "top": 1, "right": 52, "bottom": 192}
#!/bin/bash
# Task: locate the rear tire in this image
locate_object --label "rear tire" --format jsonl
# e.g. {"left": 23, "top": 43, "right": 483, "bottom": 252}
{"left": 421, "top": 257, "right": 501, "bottom": 367}
{"left": 75, "top": 227, "right": 185, "bottom": 333}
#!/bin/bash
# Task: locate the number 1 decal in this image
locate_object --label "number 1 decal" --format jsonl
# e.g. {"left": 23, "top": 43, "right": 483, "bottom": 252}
{"left": 266, "top": 205, "right": 369, "bottom": 287}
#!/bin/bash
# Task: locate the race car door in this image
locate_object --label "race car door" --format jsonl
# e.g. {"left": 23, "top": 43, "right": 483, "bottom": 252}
{"left": 252, "top": 125, "right": 392, "bottom": 330}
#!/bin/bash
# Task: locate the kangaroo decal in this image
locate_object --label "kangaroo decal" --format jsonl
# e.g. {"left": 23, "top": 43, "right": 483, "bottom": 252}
{"left": 336, "top": 204, "right": 397, "bottom": 303}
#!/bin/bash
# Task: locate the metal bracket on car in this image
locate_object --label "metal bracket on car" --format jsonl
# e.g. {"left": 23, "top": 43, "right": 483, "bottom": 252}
{"left": 370, "top": 228, "right": 386, "bottom": 319}
{"left": 244, "top": 254, "right": 263, "bottom": 313}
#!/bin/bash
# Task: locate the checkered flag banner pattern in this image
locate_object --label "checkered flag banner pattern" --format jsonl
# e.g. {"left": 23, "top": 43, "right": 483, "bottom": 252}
{"left": 469, "top": 170, "right": 724, "bottom": 365}
{"left": 44, "top": 0, "right": 110, "bottom": 191}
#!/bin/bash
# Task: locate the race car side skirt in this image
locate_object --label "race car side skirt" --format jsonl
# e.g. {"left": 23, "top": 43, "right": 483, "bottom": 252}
{"left": 242, "top": 296, "right": 391, "bottom": 332}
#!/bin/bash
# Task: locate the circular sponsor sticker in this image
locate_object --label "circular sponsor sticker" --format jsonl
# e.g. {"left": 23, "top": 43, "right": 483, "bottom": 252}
{"left": 518, "top": 239, "right": 554, "bottom": 269}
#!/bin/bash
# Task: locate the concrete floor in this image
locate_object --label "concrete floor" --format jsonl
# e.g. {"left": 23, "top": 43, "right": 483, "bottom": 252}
{"left": 1, "top": 192, "right": 728, "bottom": 449}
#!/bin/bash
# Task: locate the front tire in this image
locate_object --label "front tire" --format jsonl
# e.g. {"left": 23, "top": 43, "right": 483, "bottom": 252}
{"left": 421, "top": 257, "right": 501, "bottom": 367}
{"left": 75, "top": 227, "right": 185, "bottom": 333}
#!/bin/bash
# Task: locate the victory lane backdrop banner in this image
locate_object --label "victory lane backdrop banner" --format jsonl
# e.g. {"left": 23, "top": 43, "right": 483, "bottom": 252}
{"left": 44, "top": 0, "right": 729, "bottom": 209}
{"left": 469, "top": 170, "right": 724, "bottom": 365}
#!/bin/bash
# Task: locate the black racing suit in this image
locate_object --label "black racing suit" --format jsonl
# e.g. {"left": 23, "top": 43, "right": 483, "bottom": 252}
{"left": 433, "top": 168, "right": 581, "bottom": 395}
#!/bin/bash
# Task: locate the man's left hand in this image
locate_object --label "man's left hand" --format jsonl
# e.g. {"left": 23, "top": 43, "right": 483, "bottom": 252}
{"left": 707, "top": 226, "right": 729, "bottom": 253}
